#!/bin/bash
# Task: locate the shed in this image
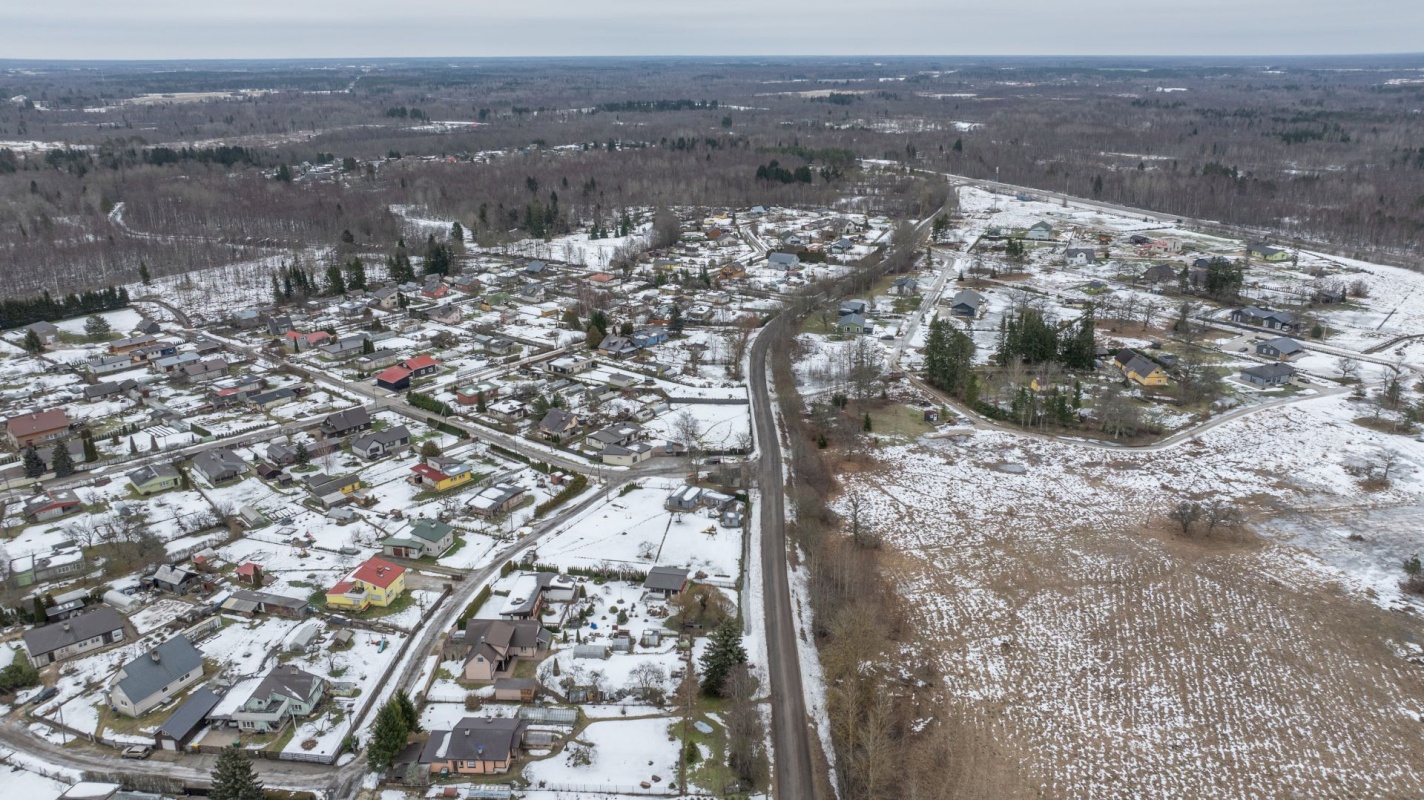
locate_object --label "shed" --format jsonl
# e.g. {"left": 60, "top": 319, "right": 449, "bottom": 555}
{"left": 572, "top": 644, "right": 609, "bottom": 660}
{"left": 155, "top": 686, "right": 221, "bottom": 751}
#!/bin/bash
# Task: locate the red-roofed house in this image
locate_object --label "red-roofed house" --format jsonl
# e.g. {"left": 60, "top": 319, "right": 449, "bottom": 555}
{"left": 409, "top": 457, "right": 474, "bottom": 492}
{"left": 375, "top": 366, "right": 412, "bottom": 392}
{"left": 588, "top": 272, "right": 615, "bottom": 284}
{"left": 325, "top": 556, "right": 406, "bottom": 612}
{"left": 283, "top": 330, "right": 331, "bottom": 352}
{"left": 402, "top": 355, "right": 441, "bottom": 378}
{"left": 7, "top": 408, "right": 71, "bottom": 449}
{"left": 235, "top": 563, "right": 263, "bottom": 586}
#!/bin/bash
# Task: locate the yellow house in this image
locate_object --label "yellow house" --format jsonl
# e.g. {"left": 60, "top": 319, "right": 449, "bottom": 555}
{"left": 326, "top": 556, "right": 406, "bottom": 612}
{"left": 1116, "top": 350, "right": 1169, "bottom": 388}
{"left": 410, "top": 458, "right": 474, "bottom": 492}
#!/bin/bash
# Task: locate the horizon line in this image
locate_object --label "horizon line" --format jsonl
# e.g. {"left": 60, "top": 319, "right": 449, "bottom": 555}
{"left": 3, "top": 52, "right": 1424, "bottom": 65}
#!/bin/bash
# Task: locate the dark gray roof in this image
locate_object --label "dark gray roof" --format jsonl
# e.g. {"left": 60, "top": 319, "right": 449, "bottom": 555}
{"left": 116, "top": 636, "right": 204, "bottom": 705}
{"left": 643, "top": 566, "right": 690, "bottom": 592}
{"left": 231, "top": 589, "right": 308, "bottom": 610}
{"left": 324, "top": 407, "right": 371, "bottom": 433}
{"left": 351, "top": 425, "right": 409, "bottom": 451}
{"left": 128, "top": 463, "right": 181, "bottom": 486}
{"left": 1261, "top": 337, "right": 1303, "bottom": 354}
{"left": 158, "top": 686, "right": 220, "bottom": 742}
{"left": 22, "top": 606, "right": 125, "bottom": 656}
{"left": 951, "top": 289, "right": 984, "bottom": 310}
{"left": 465, "top": 619, "right": 549, "bottom": 653}
{"left": 1243, "top": 363, "right": 1296, "bottom": 379}
{"left": 192, "top": 448, "right": 245, "bottom": 480}
{"left": 248, "top": 665, "right": 323, "bottom": 705}
{"left": 421, "top": 717, "right": 525, "bottom": 764}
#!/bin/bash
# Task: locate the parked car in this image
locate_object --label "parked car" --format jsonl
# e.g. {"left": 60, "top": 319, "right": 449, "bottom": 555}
{"left": 29, "top": 686, "right": 58, "bottom": 705}
{"left": 122, "top": 746, "right": 153, "bottom": 760}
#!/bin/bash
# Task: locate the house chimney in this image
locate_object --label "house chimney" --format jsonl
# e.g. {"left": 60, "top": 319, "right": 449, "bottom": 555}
{"left": 62, "top": 622, "right": 71, "bottom": 631}
{"left": 151, "top": 651, "right": 161, "bottom": 662}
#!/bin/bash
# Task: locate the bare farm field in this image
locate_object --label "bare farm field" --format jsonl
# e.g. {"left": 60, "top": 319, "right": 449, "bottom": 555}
{"left": 836, "top": 397, "right": 1424, "bottom": 798}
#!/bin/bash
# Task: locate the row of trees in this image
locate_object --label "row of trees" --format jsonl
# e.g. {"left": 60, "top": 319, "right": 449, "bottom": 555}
{"left": 0, "top": 286, "right": 129, "bottom": 330}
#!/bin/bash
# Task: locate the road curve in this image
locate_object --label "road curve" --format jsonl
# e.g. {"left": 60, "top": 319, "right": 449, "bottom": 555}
{"left": 748, "top": 317, "right": 816, "bottom": 800}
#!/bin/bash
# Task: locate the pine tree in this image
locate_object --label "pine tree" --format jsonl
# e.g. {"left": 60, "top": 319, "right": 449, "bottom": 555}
{"left": 294, "top": 440, "right": 310, "bottom": 467}
{"left": 423, "top": 235, "right": 451, "bottom": 275}
{"left": 325, "top": 263, "right": 346, "bottom": 296}
{"left": 271, "top": 273, "right": 283, "bottom": 306}
{"left": 20, "top": 329, "right": 43, "bottom": 354}
{"left": 699, "top": 620, "right": 748, "bottom": 697}
{"left": 50, "top": 441, "right": 74, "bottom": 478}
{"left": 668, "top": 305, "right": 685, "bottom": 335}
{"left": 128, "top": 437, "right": 137, "bottom": 455}
{"left": 84, "top": 315, "right": 111, "bottom": 339}
{"left": 475, "top": 392, "right": 487, "bottom": 413}
{"left": 275, "top": 164, "right": 292, "bottom": 183}
{"left": 388, "top": 239, "right": 415, "bottom": 284}
{"left": 366, "top": 701, "right": 411, "bottom": 773}
{"left": 863, "top": 412, "right": 873, "bottom": 432}
{"left": 81, "top": 430, "right": 97, "bottom": 463}
{"left": 21, "top": 446, "right": 44, "bottom": 478}
{"left": 344, "top": 256, "right": 367, "bottom": 291}
{"left": 209, "top": 745, "right": 265, "bottom": 800}
{"left": 138, "top": 262, "right": 152, "bottom": 285}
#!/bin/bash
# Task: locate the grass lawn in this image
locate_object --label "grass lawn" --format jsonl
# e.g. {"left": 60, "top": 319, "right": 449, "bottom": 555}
{"left": 865, "top": 403, "right": 941, "bottom": 442}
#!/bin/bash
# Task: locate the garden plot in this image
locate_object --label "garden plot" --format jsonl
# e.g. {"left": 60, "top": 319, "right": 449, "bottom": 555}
{"left": 642, "top": 403, "right": 751, "bottom": 451}
{"left": 277, "top": 627, "right": 407, "bottom": 759}
{"left": 534, "top": 480, "right": 742, "bottom": 580}
{"left": 833, "top": 387, "right": 1424, "bottom": 798}
{"left": 523, "top": 716, "right": 681, "bottom": 791}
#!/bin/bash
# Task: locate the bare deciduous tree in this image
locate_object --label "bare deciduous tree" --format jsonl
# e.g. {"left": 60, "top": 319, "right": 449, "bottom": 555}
{"left": 1167, "top": 500, "right": 1203, "bottom": 535}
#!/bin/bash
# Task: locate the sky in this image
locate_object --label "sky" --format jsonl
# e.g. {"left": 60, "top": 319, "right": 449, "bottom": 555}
{"left": 4, "top": 0, "right": 1423, "bottom": 60}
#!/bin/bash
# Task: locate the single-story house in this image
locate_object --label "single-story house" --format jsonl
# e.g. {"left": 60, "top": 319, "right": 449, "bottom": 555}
{"left": 22, "top": 606, "right": 127, "bottom": 667}
{"left": 602, "top": 441, "right": 653, "bottom": 466}
{"left": 1139, "top": 263, "right": 1179, "bottom": 284}
{"left": 597, "top": 335, "right": 639, "bottom": 359}
{"left": 643, "top": 566, "right": 690, "bottom": 599}
{"left": 83, "top": 378, "right": 137, "bottom": 400}
{"left": 227, "top": 589, "right": 310, "bottom": 619}
{"left": 247, "top": 387, "right": 299, "bottom": 410}
{"left": 191, "top": 448, "right": 247, "bottom": 485}
{"left": 538, "top": 408, "right": 580, "bottom": 438}
{"left": 468, "top": 483, "right": 526, "bottom": 517}
{"left": 109, "top": 635, "right": 205, "bottom": 717}
{"left": 632, "top": 327, "right": 669, "bottom": 347}
{"left": 1114, "top": 350, "right": 1169, "bottom": 388}
{"left": 304, "top": 473, "right": 361, "bottom": 499}
{"left": 129, "top": 463, "right": 183, "bottom": 495}
{"left": 767, "top": 252, "right": 800, "bottom": 270}
{"left": 409, "top": 456, "right": 474, "bottom": 492}
{"left": 586, "top": 422, "right": 645, "bottom": 452}
{"left": 837, "top": 314, "right": 872, "bottom": 335}
{"left": 22, "top": 488, "right": 83, "bottom": 523}
{"left": 1247, "top": 243, "right": 1291, "bottom": 262}
{"left": 402, "top": 354, "right": 441, "bottom": 379}
{"left": 420, "top": 716, "right": 527, "bottom": 775}
{"left": 1230, "top": 306, "right": 1299, "bottom": 332}
{"left": 1240, "top": 362, "right": 1296, "bottom": 387}
{"left": 1256, "top": 337, "right": 1304, "bottom": 361}
{"left": 229, "top": 665, "right": 326, "bottom": 734}
{"left": 351, "top": 425, "right": 411, "bottom": 459}
{"left": 375, "top": 366, "right": 412, "bottom": 392}
{"left": 148, "top": 564, "right": 204, "bottom": 595}
{"left": 549, "top": 355, "right": 595, "bottom": 375}
{"left": 890, "top": 276, "right": 918, "bottom": 296}
{"left": 948, "top": 289, "right": 985, "bottom": 319}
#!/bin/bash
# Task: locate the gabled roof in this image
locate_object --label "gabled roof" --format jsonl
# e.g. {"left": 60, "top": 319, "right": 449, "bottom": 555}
{"left": 8, "top": 408, "right": 70, "bottom": 437}
{"left": 128, "top": 463, "right": 181, "bottom": 486}
{"left": 539, "top": 408, "right": 578, "bottom": 431}
{"left": 324, "top": 406, "right": 371, "bottom": 432}
{"left": 421, "top": 717, "right": 525, "bottom": 764}
{"left": 159, "top": 686, "right": 221, "bottom": 742}
{"left": 23, "top": 606, "right": 125, "bottom": 656}
{"left": 950, "top": 289, "right": 984, "bottom": 310}
{"left": 409, "top": 518, "right": 454, "bottom": 544}
{"left": 115, "top": 636, "right": 203, "bottom": 705}
{"left": 351, "top": 425, "right": 410, "bottom": 451}
{"left": 375, "top": 366, "right": 412, "bottom": 384}
{"left": 1243, "top": 362, "right": 1296, "bottom": 380}
{"left": 248, "top": 664, "right": 324, "bottom": 706}
{"left": 644, "top": 566, "right": 690, "bottom": 592}
{"left": 1261, "top": 336, "right": 1303, "bottom": 354}
{"left": 403, "top": 354, "right": 439, "bottom": 371}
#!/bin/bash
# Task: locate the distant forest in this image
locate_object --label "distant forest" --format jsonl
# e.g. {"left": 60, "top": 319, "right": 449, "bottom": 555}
{"left": 0, "top": 55, "right": 1422, "bottom": 299}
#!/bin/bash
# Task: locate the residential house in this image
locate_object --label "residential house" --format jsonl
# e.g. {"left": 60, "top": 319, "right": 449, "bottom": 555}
{"left": 948, "top": 289, "right": 985, "bottom": 319}
{"left": 1139, "top": 263, "right": 1179, "bottom": 284}
{"left": 486, "top": 398, "right": 527, "bottom": 422}
{"left": 1064, "top": 247, "right": 1097, "bottom": 266}
{"left": 890, "top": 276, "right": 919, "bottom": 296}
{"left": 246, "top": 387, "right": 299, "bottom": 410}
{"left": 325, "top": 556, "right": 406, "bottom": 612}
{"left": 382, "top": 518, "right": 456, "bottom": 559}
{"left": 523, "top": 260, "right": 547, "bottom": 276}
{"left": 322, "top": 407, "right": 372, "bottom": 438}
{"left": 831, "top": 237, "right": 855, "bottom": 254}
{"left": 586, "top": 423, "right": 645, "bottom": 452}
{"left": 460, "top": 619, "right": 551, "bottom": 682}
{"left": 602, "top": 442, "right": 653, "bottom": 466}
{"left": 468, "top": 483, "right": 526, "bottom": 517}
{"left": 1230, "top": 306, "right": 1300, "bottom": 332}
{"left": 839, "top": 299, "right": 869, "bottom": 317}
{"left": 83, "top": 379, "right": 136, "bottom": 401}
{"left": 427, "top": 304, "right": 463, "bottom": 325}
{"left": 283, "top": 330, "right": 330, "bottom": 352}
{"left": 420, "top": 716, "right": 527, "bottom": 775}
{"left": 451, "top": 275, "right": 481, "bottom": 294}
{"left": 837, "top": 314, "right": 872, "bottom": 335}
{"left": 549, "top": 355, "right": 594, "bottom": 375}
{"left": 109, "top": 334, "right": 159, "bottom": 355}
{"left": 1025, "top": 221, "right": 1053, "bottom": 241}
{"left": 455, "top": 382, "right": 500, "bottom": 405}
{"left": 155, "top": 687, "right": 221, "bottom": 751}
{"left": 319, "top": 334, "right": 367, "bottom": 361}
{"left": 351, "top": 425, "right": 411, "bottom": 459}
{"left": 179, "top": 358, "right": 229, "bottom": 384}
{"left": 22, "top": 606, "right": 127, "bottom": 667}
{"left": 86, "top": 354, "right": 133, "bottom": 377}
{"left": 7, "top": 408, "right": 71, "bottom": 449}
{"left": 109, "top": 636, "right": 205, "bottom": 717}
{"left": 402, "top": 354, "right": 441, "bottom": 379}
{"left": 767, "top": 252, "right": 800, "bottom": 270}
{"left": 1247, "top": 243, "right": 1291, "bottom": 262}
{"left": 265, "top": 314, "right": 294, "bottom": 336}
{"left": 375, "top": 366, "right": 412, "bottom": 392}
{"left": 410, "top": 457, "right": 475, "bottom": 492}
{"left": 1241, "top": 362, "right": 1296, "bottom": 387}
{"left": 1256, "top": 337, "right": 1304, "bottom": 361}
{"left": 421, "top": 277, "right": 450, "bottom": 299}
{"left": 497, "top": 573, "right": 552, "bottom": 619}
{"left": 151, "top": 352, "right": 202, "bottom": 375}
{"left": 368, "top": 286, "right": 401, "bottom": 310}
{"left": 191, "top": 448, "right": 246, "bottom": 485}
{"left": 597, "top": 335, "right": 639, "bottom": 359}
{"left": 128, "top": 463, "right": 183, "bottom": 495}
{"left": 538, "top": 408, "right": 580, "bottom": 439}
{"left": 230, "top": 308, "right": 262, "bottom": 329}
{"left": 25, "top": 321, "right": 60, "bottom": 345}
{"left": 304, "top": 473, "right": 361, "bottom": 502}
{"left": 155, "top": 686, "right": 221, "bottom": 751}
{"left": 230, "top": 665, "right": 326, "bottom": 734}
{"left": 23, "top": 489, "right": 83, "bottom": 523}
{"left": 226, "top": 589, "right": 310, "bottom": 619}
{"left": 1114, "top": 350, "right": 1169, "bottom": 388}
{"left": 643, "top": 566, "right": 690, "bottom": 599}
{"left": 631, "top": 327, "right": 669, "bottom": 347}
{"left": 148, "top": 564, "right": 204, "bottom": 596}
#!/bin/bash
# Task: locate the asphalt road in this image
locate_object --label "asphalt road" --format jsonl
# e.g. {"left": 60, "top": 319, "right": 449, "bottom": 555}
{"left": 747, "top": 315, "right": 816, "bottom": 800}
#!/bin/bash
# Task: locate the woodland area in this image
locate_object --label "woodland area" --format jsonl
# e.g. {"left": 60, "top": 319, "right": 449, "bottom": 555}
{"left": 1, "top": 55, "right": 1422, "bottom": 300}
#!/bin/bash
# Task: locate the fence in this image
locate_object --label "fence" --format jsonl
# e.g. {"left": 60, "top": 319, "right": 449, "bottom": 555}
{"left": 531, "top": 783, "right": 700, "bottom": 796}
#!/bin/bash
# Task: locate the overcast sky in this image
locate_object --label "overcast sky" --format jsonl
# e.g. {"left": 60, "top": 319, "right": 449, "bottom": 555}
{"left": 5, "top": 0, "right": 1422, "bottom": 60}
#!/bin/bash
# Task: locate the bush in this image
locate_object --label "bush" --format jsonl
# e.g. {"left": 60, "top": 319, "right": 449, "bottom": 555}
{"left": 535, "top": 474, "right": 589, "bottom": 518}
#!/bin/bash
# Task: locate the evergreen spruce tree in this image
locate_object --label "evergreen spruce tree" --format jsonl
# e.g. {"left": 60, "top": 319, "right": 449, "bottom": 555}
{"left": 699, "top": 620, "right": 749, "bottom": 697}
{"left": 138, "top": 262, "right": 152, "bottom": 285}
{"left": 394, "top": 691, "right": 422, "bottom": 733}
{"left": 51, "top": 442, "right": 74, "bottom": 478}
{"left": 344, "top": 256, "right": 367, "bottom": 291}
{"left": 81, "top": 430, "right": 98, "bottom": 463}
{"left": 21, "top": 446, "right": 44, "bottom": 478}
{"left": 668, "top": 305, "right": 685, "bottom": 335}
{"left": 325, "top": 263, "right": 346, "bottom": 296}
{"left": 209, "top": 744, "right": 265, "bottom": 800}
{"left": 294, "top": 440, "right": 310, "bottom": 467}
{"left": 275, "top": 164, "right": 292, "bottom": 183}
{"left": 85, "top": 314, "right": 111, "bottom": 338}
{"left": 366, "top": 700, "right": 410, "bottom": 773}
{"left": 21, "top": 329, "right": 43, "bottom": 354}
{"left": 475, "top": 392, "right": 487, "bottom": 413}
